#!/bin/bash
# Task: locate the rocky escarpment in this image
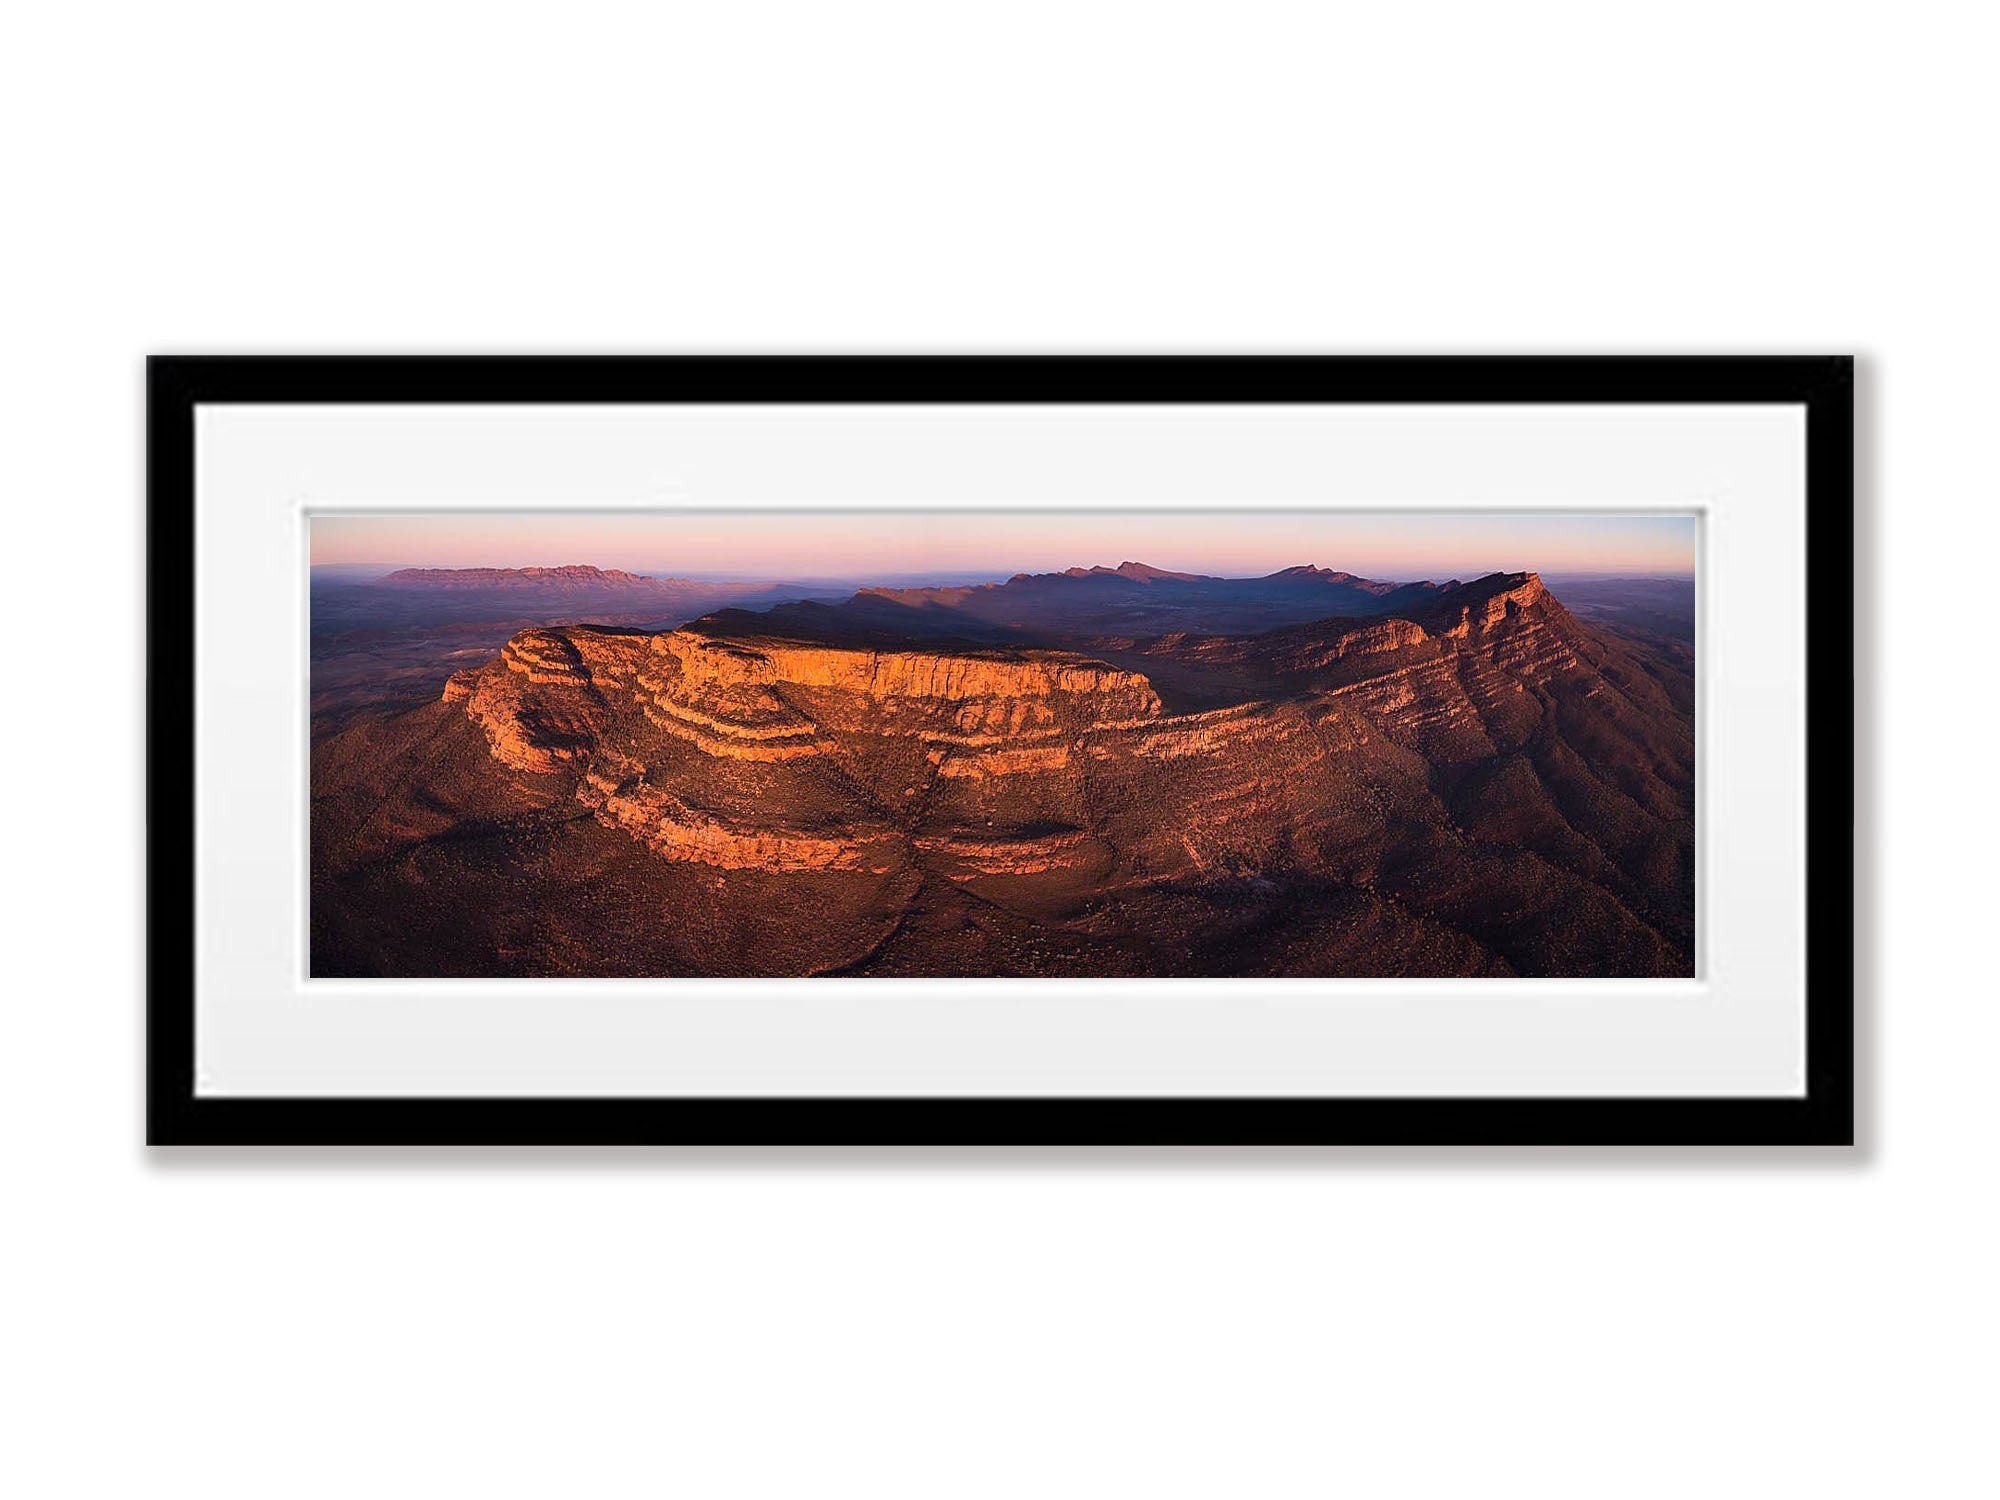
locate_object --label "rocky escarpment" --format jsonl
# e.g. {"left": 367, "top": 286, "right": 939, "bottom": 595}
{"left": 1130, "top": 573, "right": 1593, "bottom": 764}
{"left": 313, "top": 571, "right": 1696, "bottom": 978}
{"left": 1423, "top": 571, "right": 1551, "bottom": 633}
{"left": 425, "top": 621, "right": 1396, "bottom": 880}
{"left": 416, "top": 570, "right": 1678, "bottom": 890}
{"left": 633, "top": 628, "right": 1165, "bottom": 771}
{"left": 428, "top": 625, "right": 1181, "bottom": 875}
{"left": 1416, "top": 573, "right": 1584, "bottom": 678}
{"left": 452, "top": 627, "right": 637, "bottom": 773}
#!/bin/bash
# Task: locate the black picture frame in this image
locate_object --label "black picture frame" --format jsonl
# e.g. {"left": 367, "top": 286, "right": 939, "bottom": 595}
{"left": 148, "top": 355, "right": 1854, "bottom": 1146}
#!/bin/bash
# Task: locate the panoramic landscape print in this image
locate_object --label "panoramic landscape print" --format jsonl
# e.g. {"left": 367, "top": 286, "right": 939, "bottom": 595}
{"left": 310, "top": 511, "right": 1697, "bottom": 979}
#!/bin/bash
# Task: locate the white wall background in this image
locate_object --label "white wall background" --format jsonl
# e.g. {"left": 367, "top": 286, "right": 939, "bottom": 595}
{"left": 1, "top": 4, "right": 1986, "bottom": 1496}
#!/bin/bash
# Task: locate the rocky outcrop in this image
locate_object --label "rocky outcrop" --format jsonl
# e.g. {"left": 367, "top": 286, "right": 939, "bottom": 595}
{"left": 432, "top": 590, "right": 1600, "bottom": 860}
{"left": 448, "top": 627, "right": 635, "bottom": 772}
{"left": 1424, "top": 572, "right": 1550, "bottom": 637}
{"left": 1418, "top": 573, "right": 1585, "bottom": 684}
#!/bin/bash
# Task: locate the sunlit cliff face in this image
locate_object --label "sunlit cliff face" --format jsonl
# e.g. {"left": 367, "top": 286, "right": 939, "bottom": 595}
{"left": 437, "top": 572, "right": 1632, "bottom": 880}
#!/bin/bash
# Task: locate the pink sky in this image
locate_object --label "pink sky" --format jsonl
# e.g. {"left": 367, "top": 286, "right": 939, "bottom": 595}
{"left": 312, "top": 510, "right": 1696, "bottom": 581}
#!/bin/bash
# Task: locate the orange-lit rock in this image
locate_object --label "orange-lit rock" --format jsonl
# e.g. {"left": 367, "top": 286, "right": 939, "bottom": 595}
{"left": 657, "top": 628, "right": 1162, "bottom": 715}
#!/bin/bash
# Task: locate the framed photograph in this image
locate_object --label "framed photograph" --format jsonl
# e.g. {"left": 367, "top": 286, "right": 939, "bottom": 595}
{"left": 149, "top": 356, "right": 1853, "bottom": 1145}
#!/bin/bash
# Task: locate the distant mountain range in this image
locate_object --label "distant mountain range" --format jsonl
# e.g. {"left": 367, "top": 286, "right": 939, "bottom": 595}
{"left": 370, "top": 563, "right": 836, "bottom": 607}
{"left": 708, "top": 560, "right": 1464, "bottom": 645}
{"left": 382, "top": 564, "right": 681, "bottom": 591}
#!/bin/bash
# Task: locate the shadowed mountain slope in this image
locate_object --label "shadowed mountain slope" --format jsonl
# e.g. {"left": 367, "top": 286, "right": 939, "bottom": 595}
{"left": 735, "top": 561, "right": 1464, "bottom": 645}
